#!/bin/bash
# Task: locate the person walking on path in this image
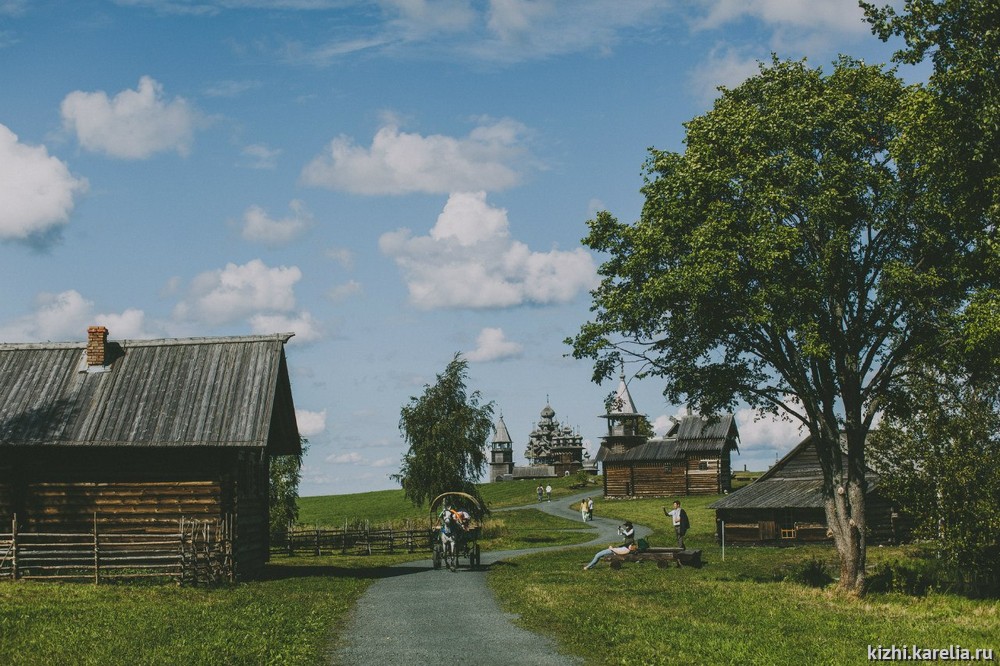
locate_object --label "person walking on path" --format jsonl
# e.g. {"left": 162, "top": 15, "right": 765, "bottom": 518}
{"left": 586, "top": 496, "right": 594, "bottom": 521}
{"left": 580, "top": 498, "right": 589, "bottom": 522}
{"left": 537, "top": 485, "right": 544, "bottom": 502}
{"left": 664, "top": 500, "right": 690, "bottom": 549}
{"left": 545, "top": 484, "right": 552, "bottom": 501}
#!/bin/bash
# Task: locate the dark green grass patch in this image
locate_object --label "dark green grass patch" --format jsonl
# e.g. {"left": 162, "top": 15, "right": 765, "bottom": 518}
{"left": 0, "top": 553, "right": 419, "bottom": 666}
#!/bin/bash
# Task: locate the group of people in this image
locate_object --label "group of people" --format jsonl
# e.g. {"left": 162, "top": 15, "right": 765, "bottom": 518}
{"left": 535, "top": 484, "right": 552, "bottom": 502}
{"left": 582, "top": 500, "right": 690, "bottom": 571}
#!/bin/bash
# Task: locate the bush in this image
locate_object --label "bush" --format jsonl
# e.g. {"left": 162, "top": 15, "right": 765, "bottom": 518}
{"left": 785, "top": 557, "right": 834, "bottom": 588}
{"left": 866, "top": 558, "right": 946, "bottom": 596}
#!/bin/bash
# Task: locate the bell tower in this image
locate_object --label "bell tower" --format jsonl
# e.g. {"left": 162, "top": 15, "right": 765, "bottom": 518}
{"left": 489, "top": 414, "right": 515, "bottom": 481}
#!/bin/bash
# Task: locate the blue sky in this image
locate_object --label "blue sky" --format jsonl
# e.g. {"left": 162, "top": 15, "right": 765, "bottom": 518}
{"left": 0, "top": 1, "right": 914, "bottom": 496}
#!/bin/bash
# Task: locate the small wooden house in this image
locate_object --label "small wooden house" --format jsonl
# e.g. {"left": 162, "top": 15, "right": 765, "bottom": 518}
{"left": 0, "top": 327, "right": 300, "bottom": 579}
{"left": 598, "top": 413, "right": 740, "bottom": 498}
{"left": 709, "top": 435, "right": 899, "bottom": 545}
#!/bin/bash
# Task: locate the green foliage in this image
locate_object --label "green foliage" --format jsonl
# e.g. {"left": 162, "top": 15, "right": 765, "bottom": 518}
{"left": 869, "top": 370, "right": 1000, "bottom": 596}
{"left": 569, "top": 56, "right": 986, "bottom": 591}
{"left": 391, "top": 354, "right": 494, "bottom": 509}
{"left": 269, "top": 437, "right": 306, "bottom": 535}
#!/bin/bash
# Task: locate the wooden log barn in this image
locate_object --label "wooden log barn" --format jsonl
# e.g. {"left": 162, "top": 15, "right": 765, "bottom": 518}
{"left": 0, "top": 327, "right": 300, "bottom": 581}
{"left": 709, "top": 435, "right": 901, "bottom": 545}
{"left": 594, "top": 371, "right": 739, "bottom": 498}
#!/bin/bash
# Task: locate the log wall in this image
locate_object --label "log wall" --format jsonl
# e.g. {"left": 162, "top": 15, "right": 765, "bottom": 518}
{"left": 604, "top": 454, "right": 726, "bottom": 498}
{"left": 0, "top": 446, "right": 270, "bottom": 579}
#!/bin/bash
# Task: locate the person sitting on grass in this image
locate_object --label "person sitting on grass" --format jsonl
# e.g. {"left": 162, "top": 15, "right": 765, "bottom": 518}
{"left": 582, "top": 542, "right": 637, "bottom": 570}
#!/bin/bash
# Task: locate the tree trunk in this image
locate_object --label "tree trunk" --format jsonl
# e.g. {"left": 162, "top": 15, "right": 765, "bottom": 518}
{"left": 825, "top": 475, "right": 867, "bottom": 594}
{"left": 816, "top": 419, "right": 869, "bottom": 595}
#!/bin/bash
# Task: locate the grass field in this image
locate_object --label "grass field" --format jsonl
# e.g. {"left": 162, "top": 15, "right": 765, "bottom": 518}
{"left": 487, "top": 494, "right": 1000, "bottom": 665}
{"left": 3, "top": 483, "right": 997, "bottom": 665}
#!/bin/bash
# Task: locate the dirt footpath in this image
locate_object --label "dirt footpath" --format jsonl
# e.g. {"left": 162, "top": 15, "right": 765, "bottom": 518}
{"left": 330, "top": 490, "right": 648, "bottom": 665}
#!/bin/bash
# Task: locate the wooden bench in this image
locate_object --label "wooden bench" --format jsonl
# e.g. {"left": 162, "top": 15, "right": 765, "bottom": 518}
{"left": 606, "top": 547, "right": 702, "bottom": 569}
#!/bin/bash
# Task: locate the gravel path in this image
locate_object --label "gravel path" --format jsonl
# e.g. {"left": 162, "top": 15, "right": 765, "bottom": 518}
{"left": 329, "top": 490, "right": 652, "bottom": 665}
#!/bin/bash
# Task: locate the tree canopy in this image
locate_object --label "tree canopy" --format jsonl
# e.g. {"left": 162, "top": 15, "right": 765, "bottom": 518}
{"left": 568, "top": 57, "right": 993, "bottom": 593}
{"left": 392, "top": 354, "right": 494, "bottom": 508}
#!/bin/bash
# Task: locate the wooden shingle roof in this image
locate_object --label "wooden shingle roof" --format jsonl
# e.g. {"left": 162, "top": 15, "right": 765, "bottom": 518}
{"left": 0, "top": 333, "right": 300, "bottom": 454}
{"left": 709, "top": 435, "right": 877, "bottom": 510}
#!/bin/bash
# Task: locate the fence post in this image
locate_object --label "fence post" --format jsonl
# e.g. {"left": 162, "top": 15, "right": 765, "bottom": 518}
{"left": 315, "top": 526, "right": 321, "bottom": 556}
{"left": 341, "top": 520, "right": 347, "bottom": 555}
{"left": 11, "top": 514, "right": 17, "bottom": 581}
{"left": 93, "top": 512, "right": 99, "bottom": 585}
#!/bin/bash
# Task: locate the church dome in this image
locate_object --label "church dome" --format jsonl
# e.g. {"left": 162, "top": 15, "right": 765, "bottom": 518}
{"left": 540, "top": 404, "right": 555, "bottom": 419}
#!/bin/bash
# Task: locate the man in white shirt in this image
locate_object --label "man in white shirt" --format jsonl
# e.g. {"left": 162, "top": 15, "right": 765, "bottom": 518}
{"left": 665, "top": 500, "right": 689, "bottom": 549}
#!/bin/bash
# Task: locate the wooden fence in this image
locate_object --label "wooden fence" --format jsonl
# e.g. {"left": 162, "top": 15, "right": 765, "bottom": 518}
{"left": 0, "top": 514, "right": 232, "bottom": 584}
{"left": 272, "top": 521, "right": 436, "bottom": 556}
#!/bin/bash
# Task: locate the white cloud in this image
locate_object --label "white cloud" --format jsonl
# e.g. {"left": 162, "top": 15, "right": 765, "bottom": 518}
{"left": 696, "top": 0, "right": 869, "bottom": 36}
{"left": 250, "top": 311, "right": 322, "bottom": 343}
{"left": 238, "top": 143, "right": 281, "bottom": 169}
{"left": 380, "top": 191, "right": 596, "bottom": 309}
{"left": 60, "top": 76, "right": 199, "bottom": 159}
{"left": 239, "top": 200, "right": 312, "bottom": 245}
{"left": 465, "top": 327, "right": 522, "bottom": 362}
{"left": 735, "top": 405, "right": 805, "bottom": 453}
{"left": 301, "top": 118, "right": 528, "bottom": 195}
{"left": 295, "top": 409, "right": 327, "bottom": 437}
{"left": 325, "top": 451, "right": 364, "bottom": 464}
{"left": 688, "top": 45, "right": 762, "bottom": 106}
{"left": 173, "top": 259, "right": 301, "bottom": 326}
{"left": 0, "top": 124, "right": 88, "bottom": 242}
{"left": 371, "top": 457, "right": 398, "bottom": 468}
{"left": 326, "top": 246, "right": 355, "bottom": 270}
{"left": 328, "top": 280, "right": 362, "bottom": 302}
{"left": 380, "top": 0, "right": 476, "bottom": 36}
{"left": 0, "top": 290, "right": 153, "bottom": 343}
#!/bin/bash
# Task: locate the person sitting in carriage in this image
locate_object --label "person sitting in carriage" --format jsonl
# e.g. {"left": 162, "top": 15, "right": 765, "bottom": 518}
{"left": 439, "top": 505, "right": 469, "bottom": 547}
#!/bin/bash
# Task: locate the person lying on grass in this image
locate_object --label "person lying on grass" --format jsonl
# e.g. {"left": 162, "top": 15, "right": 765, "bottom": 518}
{"left": 583, "top": 542, "right": 638, "bottom": 570}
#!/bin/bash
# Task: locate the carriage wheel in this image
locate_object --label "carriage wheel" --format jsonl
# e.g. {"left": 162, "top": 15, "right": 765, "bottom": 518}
{"left": 432, "top": 545, "right": 442, "bottom": 569}
{"left": 471, "top": 544, "right": 481, "bottom": 568}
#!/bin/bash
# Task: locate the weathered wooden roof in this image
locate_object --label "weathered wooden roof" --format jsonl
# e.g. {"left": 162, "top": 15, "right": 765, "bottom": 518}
{"left": 663, "top": 414, "right": 739, "bottom": 450}
{"left": 0, "top": 333, "right": 300, "bottom": 454}
{"left": 596, "top": 413, "right": 739, "bottom": 463}
{"left": 709, "top": 436, "right": 877, "bottom": 510}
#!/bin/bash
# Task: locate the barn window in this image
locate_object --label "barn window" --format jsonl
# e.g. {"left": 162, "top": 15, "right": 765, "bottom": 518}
{"left": 663, "top": 463, "right": 672, "bottom": 473}
{"left": 698, "top": 460, "right": 709, "bottom": 471}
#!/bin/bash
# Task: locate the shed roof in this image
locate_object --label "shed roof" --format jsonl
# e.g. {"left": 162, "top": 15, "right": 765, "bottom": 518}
{"left": 0, "top": 333, "right": 300, "bottom": 454}
{"left": 709, "top": 436, "right": 877, "bottom": 510}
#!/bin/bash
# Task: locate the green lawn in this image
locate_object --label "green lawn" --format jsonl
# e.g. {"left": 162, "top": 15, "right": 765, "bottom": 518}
{"left": 487, "top": 494, "right": 1000, "bottom": 665}
{"left": 4, "top": 486, "right": 996, "bottom": 666}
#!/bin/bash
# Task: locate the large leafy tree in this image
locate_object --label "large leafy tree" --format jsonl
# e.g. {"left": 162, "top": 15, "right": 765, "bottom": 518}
{"left": 392, "top": 354, "right": 494, "bottom": 508}
{"left": 569, "top": 58, "right": 985, "bottom": 594}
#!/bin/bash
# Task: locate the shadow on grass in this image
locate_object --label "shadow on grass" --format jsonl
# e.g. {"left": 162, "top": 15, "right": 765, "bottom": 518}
{"left": 261, "top": 563, "right": 431, "bottom": 580}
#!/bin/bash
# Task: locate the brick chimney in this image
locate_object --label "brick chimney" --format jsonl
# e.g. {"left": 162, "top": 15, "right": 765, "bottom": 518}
{"left": 87, "top": 326, "right": 109, "bottom": 366}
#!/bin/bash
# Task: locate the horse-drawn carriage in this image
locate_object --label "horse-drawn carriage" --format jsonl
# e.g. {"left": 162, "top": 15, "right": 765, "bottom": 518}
{"left": 430, "top": 492, "right": 483, "bottom": 571}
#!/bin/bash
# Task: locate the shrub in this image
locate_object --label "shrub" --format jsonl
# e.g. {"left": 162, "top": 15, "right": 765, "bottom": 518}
{"left": 785, "top": 557, "right": 834, "bottom": 588}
